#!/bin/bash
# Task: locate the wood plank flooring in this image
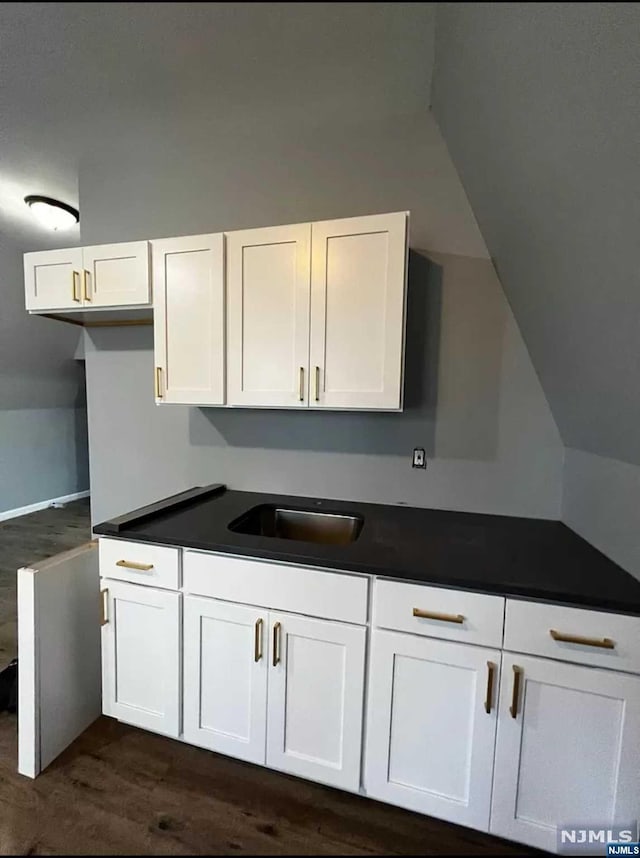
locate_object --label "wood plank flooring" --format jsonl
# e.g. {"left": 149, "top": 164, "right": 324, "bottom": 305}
{"left": 0, "top": 499, "right": 537, "bottom": 856}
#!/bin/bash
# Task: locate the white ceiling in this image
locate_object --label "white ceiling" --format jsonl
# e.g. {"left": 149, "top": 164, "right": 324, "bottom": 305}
{"left": 0, "top": 2, "right": 434, "bottom": 250}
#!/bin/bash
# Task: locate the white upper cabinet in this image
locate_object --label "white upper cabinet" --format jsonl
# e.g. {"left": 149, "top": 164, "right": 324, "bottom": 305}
{"left": 82, "top": 241, "right": 150, "bottom": 307}
{"left": 310, "top": 212, "right": 408, "bottom": 410}
{"left": 24, "top": 247, "right": 84, "bottom": 311}
{"left": 153, "top": 234, "right": 225, "bottom": 405}
{"left": 226, "top": 223, "right": 311, "bottom": 407}
{"left": 24, "top": 241, "right": 150, "bottom": 311}
{"left": 491, "top": 653, "right": 640, "bottom": 853}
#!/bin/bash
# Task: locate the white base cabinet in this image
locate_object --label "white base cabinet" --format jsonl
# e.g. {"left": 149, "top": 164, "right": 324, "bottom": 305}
{"left": 490, "top": 652, "right": 640, "bottom": 853}
{"left": 365, "top": 629, "right": 500, "bottom": 831}
{"left": 183, "top": 596, "right": 366, "bottom": 791}
{"left": 101, "top": 579, "right": 181, "bottom": 737}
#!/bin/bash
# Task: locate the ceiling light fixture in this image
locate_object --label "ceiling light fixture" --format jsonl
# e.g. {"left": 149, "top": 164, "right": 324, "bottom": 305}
{"left": 24, "top": 195, "right": 79, "bottom": 231}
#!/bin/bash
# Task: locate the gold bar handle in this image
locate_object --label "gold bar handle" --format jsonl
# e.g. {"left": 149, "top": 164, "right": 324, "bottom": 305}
{"left": 550, "top": 629, "right": 615, "bottom": 650}
{"left": 254, "top": 618, "right": 263, "bottom": 662}
{"left": 510, "top": 665, "right": 523, "bottom": 719}
{"left": 72, "top": 271, "right": 81, "bottom": 302}
{"left": 299, "top": 366, "right": 305, "bottom": 402}
{"left": 314, "top": 366, "right": 320, "bottom": 402}
{"left": 83, "top": 269, "right": 91, "bottom": 302}
{"left": 155, "top": 367, "right": 163, "bottom": 399}
{"left": 272, "top": 621, "right": 281, "bottom": 667}
{"left": 116, "top": 559, "right": 154, "bottom": 572}
{"left": 413, "top": 608, "right": 465, "bottom": 624}
{"left": 485, "top": 661, "right": 496, "bottom": 714}
{"left": 101, "top": 589, "right": 109, "bottom": 626}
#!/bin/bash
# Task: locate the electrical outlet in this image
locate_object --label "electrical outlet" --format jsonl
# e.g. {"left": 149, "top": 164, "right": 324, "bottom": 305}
{"left": 412, "top": 447, "right": 426, "bottom": 469}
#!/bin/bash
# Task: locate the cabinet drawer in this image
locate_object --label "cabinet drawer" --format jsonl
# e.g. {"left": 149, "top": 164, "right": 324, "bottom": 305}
{"left": 183, "top": 551, "right": 368, "bottom": 624}
{"left": 505, "top": 599, "right": 640, "bottom": 674}
{"left": 373, "top": 579, "right": 504, "bottom": 648}
{"left": 99, "top": 538, "right": 179, "bottom": 590}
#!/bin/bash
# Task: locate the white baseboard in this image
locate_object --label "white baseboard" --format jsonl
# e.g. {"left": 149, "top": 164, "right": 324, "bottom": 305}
{"left": 0, "top": 490, "right": 90, "bottom": 523}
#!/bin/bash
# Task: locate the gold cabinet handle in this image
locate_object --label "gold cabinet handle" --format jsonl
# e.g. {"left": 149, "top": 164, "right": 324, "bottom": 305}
{"left": 550, "top": 629, "right": 615, "bottom": 650}
{"left": 254, "top": 618, "right": 263, "bottom": 662}
{"left": 299, "top": 366, "right": 305, "bottom": 402}
{"left": 485, "top": 661, "right": 496, "bottom": 714}
{"left": 101, "top": 589, "right": 109, "bottom": 626}
{"left": 72, "top": 270, "right": 81, "bottom": 302}
{"left": 272, "top": 621, "right": 281, "bottom": 667}
{"left": 413, "top": 608, "right": 465, "bottom": 624}
{"left": 116, "top": 559, "right": 154, "bottom": 572}
{"left": 83, "top": 269, "right": 91, "bottom": 302}
{"left": 155, "top": 367, "right": 163, "bottom": 399}
{"left": 314, "top": 366, "right": 320, "bottom": 402}
{"left": 510, "top": 665, "right": 523, "bottom": 719}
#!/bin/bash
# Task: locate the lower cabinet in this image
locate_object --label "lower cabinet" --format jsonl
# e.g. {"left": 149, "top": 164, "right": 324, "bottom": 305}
{"left": 490, "top": 652, "right": 640, "bottom": 853}
{"left": 183, "top": 596, "right": 366, "bottom": 791}
{"left": 101, "top": 580, "right": 181, "bottom": 737}
{"left": 365, "top": 630, "right": 501, "bottom": 831}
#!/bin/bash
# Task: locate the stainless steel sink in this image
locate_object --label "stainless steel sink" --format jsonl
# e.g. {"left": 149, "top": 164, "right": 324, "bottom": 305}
{"left": 228, "top": 504, "right": 363, "bottom": 545}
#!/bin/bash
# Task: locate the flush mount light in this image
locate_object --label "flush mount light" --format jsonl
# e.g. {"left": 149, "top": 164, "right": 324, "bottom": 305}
{"left": 24, "top": 195, "right": 79, "bottom": 231}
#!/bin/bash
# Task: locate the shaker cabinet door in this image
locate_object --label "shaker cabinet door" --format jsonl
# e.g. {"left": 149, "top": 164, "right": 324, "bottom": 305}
{"left": 226, "top": 223, "right": 311, "bottom": 407}
{"left": 24, "top": 247, "right": 84, "bottom": 311}
{"left": 101, "top": 580, "right": 181, "bottom": 737}
{"left": 82, "top": 241, "right": 150, "bottom": 307}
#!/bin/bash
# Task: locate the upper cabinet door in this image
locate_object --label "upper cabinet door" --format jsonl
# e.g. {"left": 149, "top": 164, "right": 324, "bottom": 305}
{"left": 309, "top": 212, "right": 408, "bottom": 410}
{"left": 82, "top": 241, "right": 150, "bottom": 307}
{"left": 24, "top": 247, "right": 84, "bottom": 311}
{"left": 152, "top": 234, "right": 225, "bottom": 405}
{"left": 226, "top": 224, "right": 311, "bottom": 407}
{"left": 491, "top": 653, "right": 640, "bottom": 853}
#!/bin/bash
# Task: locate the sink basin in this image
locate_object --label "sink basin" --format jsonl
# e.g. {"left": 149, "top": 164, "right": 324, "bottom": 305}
{"left": 229, "top": 504, "right": 363, "bottom": 546}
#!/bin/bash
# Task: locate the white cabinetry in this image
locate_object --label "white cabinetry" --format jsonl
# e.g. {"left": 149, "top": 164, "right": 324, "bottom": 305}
{"left": 490, "top": 652, "right": 640, "bottom": 852}
{"left": 152, "top": 234, "right": 225, "bottom": 405}
{"left": 101, "top": 579, "right": 181, "bottom": 737}
{"left": 226, "top": 223, "right": 311, "bottom": 407}
{"left": 365, "top": 629, "right": 500, "bottom": 830}
{"left": 24, "top": 241, "right": 150, "bottom": 311}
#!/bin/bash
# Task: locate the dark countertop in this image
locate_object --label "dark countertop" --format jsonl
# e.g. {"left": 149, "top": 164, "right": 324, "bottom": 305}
{"left": 94, "top": 486, "right": 640, "bottom": 616}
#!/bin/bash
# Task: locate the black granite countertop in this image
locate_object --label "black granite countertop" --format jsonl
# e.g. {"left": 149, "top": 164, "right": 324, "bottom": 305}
{"left": 94, "top": 486, "right": 640, "bottom": 616}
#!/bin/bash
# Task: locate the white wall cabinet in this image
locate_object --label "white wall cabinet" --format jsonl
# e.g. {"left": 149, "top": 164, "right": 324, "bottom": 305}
{"left": 490, "top": 652, "right": 640, "bottom": 853}
{"left": 153, "top": 234, "right": 225, "bottom": 405}
{"left": 24, "top": 241, "right": 150, "bottom": 311}
{"left": 310, "top": 212, "right": 408, "bottom": 410}
{"left": 226, "top": 212, "right": 408, "bottom": 410}
{"left": 267, "top": 611, "right": 366, "bottom": 791}
{"left": 183, "top": 596, "right": 267, "bottom": 764}
{"left": 101, "top": 579, "right": 181, "bottom": 737}
{"left": 365, "top": 629, "right": 500, "bottom": 831}
{"left": 226, "top": 223, "right": 312, "bottom": 408}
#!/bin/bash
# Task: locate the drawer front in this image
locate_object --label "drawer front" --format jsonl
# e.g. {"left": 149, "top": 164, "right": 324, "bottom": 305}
{"left": 373, "top": 579, "right": 505, "bottom": 648}
{"left": 99, "top": 538, "right": 179, "bottom": 590}
{"left": 183, "top": 551, "right": 368, "bottom": 624}
{"left": 505, "top": 599, "right": 640, "bottom": 673}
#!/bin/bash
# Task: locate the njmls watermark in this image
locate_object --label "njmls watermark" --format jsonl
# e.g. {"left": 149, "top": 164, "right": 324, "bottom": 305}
{"left": 558, "top": 823, "right": 639, "bottom": 855}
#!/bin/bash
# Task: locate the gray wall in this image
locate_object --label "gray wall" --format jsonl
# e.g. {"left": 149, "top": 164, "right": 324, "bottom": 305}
{"left": 432, "top": 2, "right": 640, "bottom": 467}
{"left": 80, "top": 111, "right": 563, "bottom": 525}
{"left": 0, "top": 238, "right": 89, "bottom": 514}
{"left": 563, "top": 449, "right": 640, "bottom": 581}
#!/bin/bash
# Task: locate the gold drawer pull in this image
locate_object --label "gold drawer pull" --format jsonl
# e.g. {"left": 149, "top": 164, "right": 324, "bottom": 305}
{"left": 299, "top": 366, "right": 305, "bottom": 402}
{"left": 314, "top": 366, "right": 320, "bottom": 402}
{"left": 510, "top": 665, "right": 523, "bottom": 719}
{"left": 550, "top": 629, "right": 615, "bottom": 649}
{"left": 116, "top": 559, "right": 154, "bottom": 572}
{"left": 72, "top": 270, "right": 81, "bottom": 302}
{"left": 155, "top": 366, "right": 163, "bottom": 399}
{"left": 100, "top": 589, "right": 109, "bottom": 626}
{"left": 254, "top": 618, "right": 263, "bottom": 662}
{"left": 83, "top": 269, "right": 91, "bottom": 302}
{"left": 413, "top": 608, "right": 465, "bottom": 624}
{"left": 485, "top": 661, "right": 496, "bottom": 714}
{"left": 272, "top": 621, "right": 281, "bottom": 667}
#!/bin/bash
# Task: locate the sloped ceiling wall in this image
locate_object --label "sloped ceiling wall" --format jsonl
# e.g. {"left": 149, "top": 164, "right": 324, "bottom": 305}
{"left": 431, "top": 2, "right": 640, "bottom": 466}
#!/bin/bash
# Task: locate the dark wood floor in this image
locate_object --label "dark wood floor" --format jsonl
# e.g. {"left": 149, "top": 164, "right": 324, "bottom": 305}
{"left": 0, "top": 499, "right": 536, "bottom": 856}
